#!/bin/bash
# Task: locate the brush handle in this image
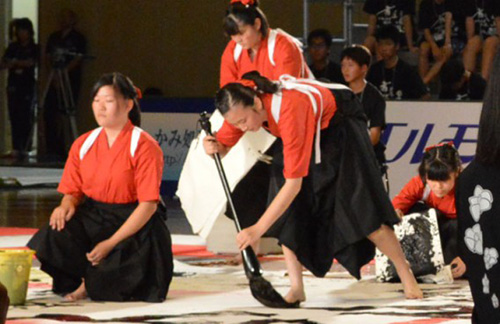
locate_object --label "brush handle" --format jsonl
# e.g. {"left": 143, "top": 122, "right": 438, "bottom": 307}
{"left": 199, "top": 112, "right": 263, "bottom": 278}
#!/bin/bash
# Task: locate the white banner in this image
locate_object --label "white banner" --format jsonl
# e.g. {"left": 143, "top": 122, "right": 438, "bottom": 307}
{"left": 141, "top": 113, "right": 200, "bottom": 181}
{"left": 142, "top": 100, "right": 482, "bottom": 200}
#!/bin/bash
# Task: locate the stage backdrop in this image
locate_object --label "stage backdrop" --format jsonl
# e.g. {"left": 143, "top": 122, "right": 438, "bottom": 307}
{"left": 141, "top": 99, "right": 482, "bottom": 198}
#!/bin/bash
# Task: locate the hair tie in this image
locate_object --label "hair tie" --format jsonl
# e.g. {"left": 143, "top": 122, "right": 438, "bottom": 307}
{"left": 230, "top": 0, "right": 255, "bottom": 7}
{"left": 235, "top": 79, "right": 257, "bottom": 89}
{"left": 135, "top": 86, "right": 142, "bottom": 100}
{"left": 425, "top": 141, "right": 455, "bottom": 152}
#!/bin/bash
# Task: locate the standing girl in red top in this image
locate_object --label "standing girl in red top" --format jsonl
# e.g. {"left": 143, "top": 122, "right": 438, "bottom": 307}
{"left": 28, "top": 73, "right": 173, "bottom": 302}
{"left": 393, "top": 142, "right": 466, "bottom": 278}
{"left": 218, "top": 0, "right": 311, "bottom": 257}
{"left": 203, "top": 72, "right": 422, "bottom": 305}
{"left": 220, "top": 0, "right": 310, "bottom": 87}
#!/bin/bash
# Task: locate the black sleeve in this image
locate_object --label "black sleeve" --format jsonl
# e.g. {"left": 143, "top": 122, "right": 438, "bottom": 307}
{"left": 418, "top": 0, "right": 433, "bottom": 30}
{"left": 363, "top": 0, "right": 380, "bottom": 15}
{"left": 406, "top": 65, "right": 429, "bottom": 99}
{"left": 366, "top": 63, "right": 383, "bottom": 90}
{"left": 367, "top": 85, "right": 386, "bottom": 128}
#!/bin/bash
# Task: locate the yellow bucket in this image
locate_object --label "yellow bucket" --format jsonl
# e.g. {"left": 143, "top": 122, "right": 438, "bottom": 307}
{"left": 0, "top": 249, "right": 35, "bottom": 305}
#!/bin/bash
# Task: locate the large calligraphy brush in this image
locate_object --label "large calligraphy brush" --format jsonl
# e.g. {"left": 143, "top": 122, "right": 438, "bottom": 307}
{"left": 198, "top": 112, "right": 298, "bottom": 308}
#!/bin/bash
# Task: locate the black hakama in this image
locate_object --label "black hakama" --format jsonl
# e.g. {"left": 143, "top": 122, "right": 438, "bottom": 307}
{"left": 266, "top": 89, "right": 399, "bottom": 279}
{"left": 28, "top": 198, "right": 173, "bottom": 302}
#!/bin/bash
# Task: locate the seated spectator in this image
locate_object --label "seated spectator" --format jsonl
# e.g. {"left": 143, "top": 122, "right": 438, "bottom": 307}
{"left": 363, "top": 0, "right": 418, "bottom": 56}
{"left": 307, "top": 29, "right": 344, "bottom": 83}
{"left": 462, "top": 0, "right": 500, "bottom": 80}
{"left": 418, "top": 0, "right": 466, "bottom": 84}
{"left": 367, "top": 26, "right": 430, "bottom": 100}
{"left": 340, "top": 45, "right": 387, "bottom": 169}
{"left": 439, "top": 59, "right": 486, "bottom": 100}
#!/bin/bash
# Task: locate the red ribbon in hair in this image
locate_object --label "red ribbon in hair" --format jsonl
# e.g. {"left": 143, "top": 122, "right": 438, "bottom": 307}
{"left": 235, "top": 79, "right": 257, "bottom": 89}
{"left": 230, "top": 0, "right": 255, "bottom": 6}
{"left": 424, "top": 141, "right": 455, "bottom": 152}
{"left": 135, "top": 86, "right": 142, "bottom": 99}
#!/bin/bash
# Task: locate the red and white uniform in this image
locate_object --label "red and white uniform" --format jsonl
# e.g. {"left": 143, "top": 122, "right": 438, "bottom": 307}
{"left": 59, "top": 120, "right": 163, "bottom": 204}
{"left": 216, "top": 82, "right": 337, "bottom": 179}
{"left": 220, "top": 28, "right": 311, "bottom": 87}
{"left": 392, "top": 175, "right": 456, "bottom": 219}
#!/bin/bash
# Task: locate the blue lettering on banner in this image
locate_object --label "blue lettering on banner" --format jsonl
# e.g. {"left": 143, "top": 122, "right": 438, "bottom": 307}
{"left": 383, "top": 123, "right": 478, "bottom": 164}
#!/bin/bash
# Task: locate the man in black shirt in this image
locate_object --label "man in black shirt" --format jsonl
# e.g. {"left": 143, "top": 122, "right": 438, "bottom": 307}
{"left": 462, "top": 0, "right": 500, "bottom": 80}
{"left": 363, "top": 0, "right": 418, "bottom": 55}
{"left": 307, "top": 29, "right": 345, "bottom": 83}
{"left": 341, "top": 45, "right": 387, "bottom": 169}
{"left": 367, "top": 26, "right": 430, "bottom": 100}
{"left": 440, "top": 59, "right": 486, "bottom": 100}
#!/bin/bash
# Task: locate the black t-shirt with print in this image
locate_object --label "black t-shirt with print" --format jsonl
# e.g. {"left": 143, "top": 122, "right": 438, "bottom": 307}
{"left": 464, "top": 0, "right": 500, "bottom": 38}
{"left": 367, "top": 58, "right": 428, "bottom": 100}
{"left": 364, "top": 0, "right": 416, "bottom": 46}
{"left": 356, "top": 82, "right": 387, "bottom": 164}
{"left": 419, "top": 0, "right": 465, "bottom": 43}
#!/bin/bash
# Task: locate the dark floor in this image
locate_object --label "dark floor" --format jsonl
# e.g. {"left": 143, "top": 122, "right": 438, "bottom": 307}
{"left": 0, "top": 187, "right": 194, "bottom": 235}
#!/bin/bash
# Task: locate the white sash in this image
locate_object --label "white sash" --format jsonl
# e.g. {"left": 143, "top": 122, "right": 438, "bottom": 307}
{"left": 271, "top": 75, "right": 351, "bottom": 164}
{"left": 79, "top": 126, "right": 143, "bottom": 160}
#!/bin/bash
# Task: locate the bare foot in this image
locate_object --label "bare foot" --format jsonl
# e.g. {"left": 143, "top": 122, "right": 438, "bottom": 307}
{"left": 398, "top": 267, "right": 423, "bottom": 299}
{"left": 65, "top": 282, "right": 87, "bottom": 301}
{"left": 284, "top": 289, "right": 306, "bottom": 303}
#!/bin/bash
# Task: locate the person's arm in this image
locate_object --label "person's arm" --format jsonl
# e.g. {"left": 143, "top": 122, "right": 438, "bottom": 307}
{"left": 403, "top": 15, "right": 418, "bottom": 52}
{"left": 50, "top": 194, "right": 82, "bottom": 231}
{"left": 220, "top": 41, "right": 240, "bottom": 87}
{"left": 369, "top": 126, "right": 382, "bottom": 145}
{"left": 274, "top": 34, "right": 307, "bottom": 78}
{"left": 465, "top": 16, "right": 475, "bottom": 40}
{"left": 203, "top": 134, "right": 231, "bottom": 157}
{"left": 496, "top": 17, "right": 500, "bottom": 37}
{"left": 367, "top": 14, "right": 377, "bottom": 37}
{"left": 445, "top": 12, "right": 453, "bottom": 46}
{"left": 392, "top": 176, "right": 425, "bottom": 215}
{"left": 236, "top": 178, "right": 302, "bottom": 250}
{"left": 86, "top": 201, "right": 157, "bottom": 265}
{"left": 424, "top": 28, "right": 443, "bottom": 60}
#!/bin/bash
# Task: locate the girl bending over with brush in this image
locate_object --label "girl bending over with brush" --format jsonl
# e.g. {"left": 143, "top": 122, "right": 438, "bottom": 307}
{"left": 203, "top": 71, "right": 422, "bottom": 307}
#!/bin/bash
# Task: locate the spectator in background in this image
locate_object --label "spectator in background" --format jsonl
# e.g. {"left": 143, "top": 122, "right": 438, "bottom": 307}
{"left": 418, "top": 0, "right": 466, "bottom": 85}
{"left": 307, "top": 29, "right": 345, "bottom": 83}
{"left": 363, "top": 0, "right": 418, "bottom": 56}
{"left": 462, "top": 0, "right": 500, "bottom": 80}
{"left": 340, "top": 45, "right": 386, "bottom": 170}
{"left": 367, "top": 26, "right": 430, "bottom": 100}
{"left": 43, "top": 9, "right": 87, "bottom": 161}
{"left": 439, "top": 59, "right": 486, "bottom": 100}
{"left": 0, "top": 18, "right": 39, "bottom": 159}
